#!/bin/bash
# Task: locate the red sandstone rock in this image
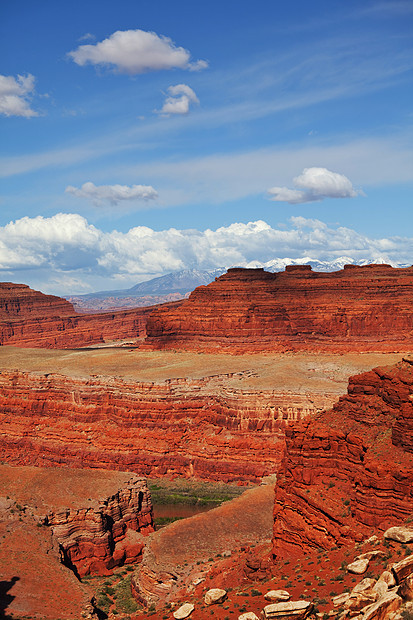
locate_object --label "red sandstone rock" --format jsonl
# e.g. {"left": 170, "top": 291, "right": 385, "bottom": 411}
{"left": 0, "top": 282, "right": 182, "bottom": 348}
{"left": 0, "top": 282, "right": 75, "bottom": 320}
{"left": 145, "top": 265, "right": 413, "bottom": 353}
{"left": 272, "top": 359, "right": 413, "bottom": 558}
{"left": 45, "top": 477, "right": 153, "bottom": 577}
{"left": 0, "top": 369, "right": 313, "bottom": 482}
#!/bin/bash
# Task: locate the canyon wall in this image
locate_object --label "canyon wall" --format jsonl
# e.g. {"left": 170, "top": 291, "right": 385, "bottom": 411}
{"left": 272, "top": 358, "right": 413, "bottom": 558}
{"left": 0, "top": 282, "right": 181, "bottom": 348}
{"left": 0, "top": 369, "right": 333, "bottom": 483}
{"left": 145, "top": 265, "right": 413, "bottom": 352}
{"left": 44, "top": 476, "right": 153, "bottom": 577}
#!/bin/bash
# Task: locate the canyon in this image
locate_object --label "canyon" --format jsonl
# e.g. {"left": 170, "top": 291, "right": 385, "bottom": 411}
{"left": 0, "top": 347, "right": 402, "bottom": 485}
{"left": 0, "top": 466, "right": 154, "bottom": 619}
{"left": 1, "top": 267, "right": 413, "bottom": 619}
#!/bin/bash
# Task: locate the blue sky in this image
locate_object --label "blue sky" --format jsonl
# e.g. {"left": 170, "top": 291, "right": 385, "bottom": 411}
{"left": 1, "top": 0, "right": 412, "bottom": 295}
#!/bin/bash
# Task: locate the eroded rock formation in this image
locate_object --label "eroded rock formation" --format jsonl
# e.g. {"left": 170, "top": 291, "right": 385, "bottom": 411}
{"left": 145, "top": 265, "right": 413, "bottom": 352}
{"left": 0, "top": 282, "right": 181, "bottom": 348}
{"left": 0, "top": 282, "right": 75, "bottom": 319}
{"left": 272, "top": 358, "right": 413, "bottom": 558}
{"left": 0, "top": 369, "right": 331, "bottom": 482}
{"left": 0, "top": 466, "right": 154, "bottom": 618}
{"left": 44, "top": 476, "right": 153, "bottom": 577}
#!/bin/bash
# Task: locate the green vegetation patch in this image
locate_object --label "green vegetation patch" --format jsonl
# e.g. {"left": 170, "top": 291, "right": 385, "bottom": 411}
{"left": 147, "top": 477, "right": 251, "bottom": 507}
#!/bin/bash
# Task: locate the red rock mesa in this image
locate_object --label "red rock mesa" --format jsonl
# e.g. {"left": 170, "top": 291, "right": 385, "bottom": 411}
{"left": 145, "top": 265, "right": 413, "bottom": 352}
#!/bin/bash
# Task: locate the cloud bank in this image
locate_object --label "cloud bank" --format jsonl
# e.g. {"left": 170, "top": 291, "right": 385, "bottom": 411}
{"left": 0, "top": 213, "right": 411, "bottom": 295}
{"left": 0, "top": 74, "right": 38, "bottom": 118}
{"left": 65, "top": 182, "right": 158, "bottom": 206}
{"left": 268, "top": 167, "right": 362, "bottom": 204}
{"left": 157, "top": 83, "right": 199, "bottom": 115}
{"left": 68, "top": 29, "right": 208, "bottom": 74}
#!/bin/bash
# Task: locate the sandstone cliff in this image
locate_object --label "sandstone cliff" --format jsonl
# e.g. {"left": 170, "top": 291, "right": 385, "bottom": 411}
{"left": 44, "top": 476, "right": 153, "bottom": 577}
{"left": 145, "top": 265, "right": 413, "bottom": 352}
{"left": 0, "top": 281, "right": 75, "bottom": 320}
{"left": 0, "top": 465, "right": 154, "bottom": 618}
{"left": 0, "top": 282, "right": 182, "bottom": 348}
{"left": 272, "top": 358, "right": 413, "bottom": 558}
{"left": 0, "top": 368, "right": 332, "bottom": 483}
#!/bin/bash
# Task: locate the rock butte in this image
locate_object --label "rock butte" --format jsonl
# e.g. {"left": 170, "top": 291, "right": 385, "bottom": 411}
{"left": 145, "top": 265, "right": 413, "bottom": 352}
{"left": 273, "top": 358, "right": 413, "bottom": 558}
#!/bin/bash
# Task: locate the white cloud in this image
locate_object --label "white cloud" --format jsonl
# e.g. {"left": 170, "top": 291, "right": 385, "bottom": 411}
{"left": 268, "top": 167, "right": 362, "bottom": 204}
{"left": 0, "top": 213, "right": 412, "bottom": 295}
{"left": 0, "top": 74, "right": 38, "bottom": 118}
{"left": 65, "top": 182, "right": 158, "bottom": 206}
{"left": 157, "top": 83, "right": 199, "bottom": 115}
{"left": 68, "top": 29, "right": 208, "bottom": 74}
{"left": 78, "top": 32, "right": 95, "bottom": 42}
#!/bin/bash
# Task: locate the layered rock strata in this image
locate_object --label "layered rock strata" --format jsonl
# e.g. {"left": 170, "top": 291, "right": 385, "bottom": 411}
{"left": 44, "top": 476, "right": 153, "bottom": 577}
{"left": 272, "top": 358, "right": 413, "bottom": 557}
{"left": 0, "top": 369, "right": 330, "bottom": 482}
{"left": 0, "top": 282, "right": 75, "bottom": 319}
{"left": 145, "top": 265, "right": 413, "bottom": 352}
{"left": 0, "top": 465, "right": 154, "bottom": 618}
{"left": 0, "top": 282, "right": 181, "bottom": 348}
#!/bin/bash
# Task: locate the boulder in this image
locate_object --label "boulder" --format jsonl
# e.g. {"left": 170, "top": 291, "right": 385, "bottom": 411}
{"left": 332, "top": 592, "right": 350, "bottom": 607}
{"left": 375, "top": 570, "right": 396, "bottom": 589}
{"left": 261, "top": 600, "right": 313, "bottom": 619}
{"left": 264, "top": 590, "right": 291, "bottom": 602}
{"left": 347, "top": 558, "right": 370, "bottom": 574}
{"left": 204, "top": 588, "right": 227, "bottom": 605}
{"left": 343, "top": 579, "right": 378, "bottom": 614}
{"left": 362, "top": 592, "right": 402, "bottom": 620}
{"left": 351, "top": 578, "right": 377, "bottom": 594}
{"left": 173, "top": 603, "right": 195, "bottom": 619}
{"left": 384, "top": 527, "right": 413, "bottom": 544}
{"left": 392, "top": 555, "right": 413, "bottom": 583}
{"left": 398, "top": 575, "right": 413, "bottom": 602}
{"left": 239, "top": 613, "right": 260, "bottom": 620}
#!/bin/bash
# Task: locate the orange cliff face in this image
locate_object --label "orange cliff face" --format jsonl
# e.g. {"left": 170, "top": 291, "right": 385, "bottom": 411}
{"left": 0, "top": 282, "right": 75, "bottom": 320}
{"left": 0, "top": 282, "right": 182, "bottom": 348}
{"left": 0, "top": 368, "right": 334, "bottom": 483}
{"left": 272, "top": 358, "right": 413, "bottom": 558}
{"left": 145, "top": 265, "right": 413, "bottom": 352}
{"left": 44, "top": 476, "right": 154, "bottom": 577}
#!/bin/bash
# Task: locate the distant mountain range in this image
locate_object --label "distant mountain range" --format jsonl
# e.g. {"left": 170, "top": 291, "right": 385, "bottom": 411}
{"left": 67, "top": 258, "right": 410, "bottom": 312}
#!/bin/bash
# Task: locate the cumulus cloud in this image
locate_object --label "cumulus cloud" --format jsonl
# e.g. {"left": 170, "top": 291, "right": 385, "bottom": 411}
{"left": 65, "top": 182, "right": 158, "bottom": 206}
{"left": 0, "top": 213, "right": 411, "bottom": 295}
{"left": 157, "top": 83, "right": 199, "bottom": 115}
{"left": 0, "top": 74, "right": 38, "bottom": 118}
{"left": 68, "top": 29, "right": 208, "bottom": 74}
{"left": 268, "top": 167, "right": 362, "bottom": 204}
